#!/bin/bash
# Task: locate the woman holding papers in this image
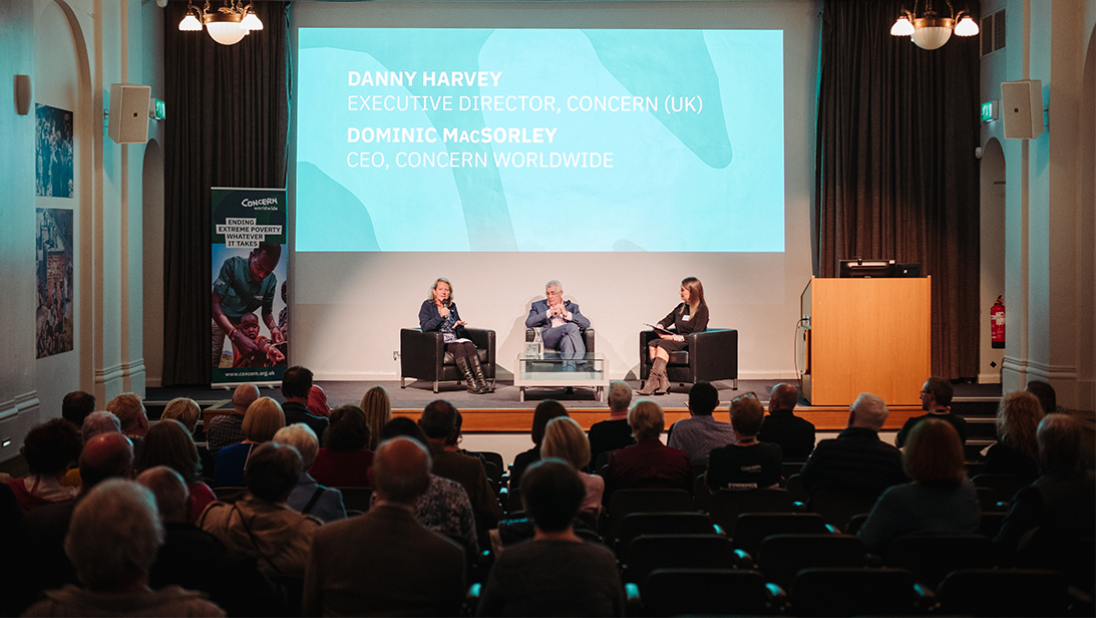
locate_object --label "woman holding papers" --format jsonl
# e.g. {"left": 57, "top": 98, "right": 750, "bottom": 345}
{"left": 638, "top": 277, "right": 709, "bottom": 395}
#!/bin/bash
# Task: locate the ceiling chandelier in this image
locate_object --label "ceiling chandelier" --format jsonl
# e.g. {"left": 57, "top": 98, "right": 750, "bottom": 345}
{"left": 890, "top": 0, "right": 979, "bottom": 50}
{"left": 179, "top": 1, "right": 264, "bottom": 46}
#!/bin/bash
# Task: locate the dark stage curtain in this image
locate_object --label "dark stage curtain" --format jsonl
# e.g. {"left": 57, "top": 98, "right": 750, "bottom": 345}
{"left": 816, "top": 0, "right": 981, "bottom": 380}
{"left": 162, "top": 2, "right": 289, "bottom": 385}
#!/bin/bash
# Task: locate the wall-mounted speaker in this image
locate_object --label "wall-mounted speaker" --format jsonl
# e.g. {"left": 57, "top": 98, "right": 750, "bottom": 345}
{"left": 1001, "top": 79, "right": 1044, "bottom": 140}
{"left": 107, "top": 83, "right": 151, "bottom": 144}
{"left": 14, "top": 75, "right": 31, "bottom": 115}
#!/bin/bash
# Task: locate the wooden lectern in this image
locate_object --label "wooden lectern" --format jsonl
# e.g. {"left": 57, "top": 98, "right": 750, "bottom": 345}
{"left": 799, "top": 277, "right": 931, "bottom": 406}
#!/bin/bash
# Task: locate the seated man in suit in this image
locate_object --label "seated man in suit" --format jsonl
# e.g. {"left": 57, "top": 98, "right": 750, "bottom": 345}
{"left": 304, "top": 437, "right": 466, "bottom": 617}
{"left": 525, "top": 280, "right": 591, "bottom": 366}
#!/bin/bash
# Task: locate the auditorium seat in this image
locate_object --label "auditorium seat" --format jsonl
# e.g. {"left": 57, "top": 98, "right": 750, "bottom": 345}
{"left": 213, "top": 486, "right": 247, "bottom": 502}
{"left": 972, "top": 473, "right": 1032, "bottom": 504}
{"left": 807, "top": 489, "right": 878, "bottom": 532}
{"left": 400, "top": 327, "right": 496, "bottom": 393}
{"left": 616, "top": 512, "right": 720, "bottom": 556}
{"left": 730, "top": 512, "right": 831, "bottom": 558}
{"left": 787, "top": 567, "right": 922, "bottom": 616}
{"left": 936, "top": 568, "right": 1071, "bottom": 617}
{"left": 606, "top": 489, "right": 695, "bottom": 545}
{"left": 620, "top": 534, "right": 743, "bottom": 586}
{"left": 639, "top": 568, "right": 779, "bottom": 616}
{"left": 706, "top": 489, "right": 797, "bottom": 537}
{"left": 885, "top": 534, "right": 995, "bottom": 588}
{"left": 639, "top": 328, "right": 738, "bottom": 390}
{"left": 755, "top": 533, "right": 867, "bottom": 591}
{"left": 335, "top": 486, "right": 373, "bottom": 513}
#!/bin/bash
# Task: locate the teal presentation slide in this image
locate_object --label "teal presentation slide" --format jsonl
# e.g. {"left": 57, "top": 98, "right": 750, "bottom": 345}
{"left": 296, "top": 28, "right": 784, "bottom": 252}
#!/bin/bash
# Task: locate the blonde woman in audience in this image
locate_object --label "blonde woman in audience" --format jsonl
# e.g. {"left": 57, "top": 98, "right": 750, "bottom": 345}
{"left": 273, "top": 423, "right": 347, "bottom": 522}
{"left": 161, "top": 397, "right": 215, "bottom": 478}
{"left": 213, "top": 397, "right": 285, "bottom": 487}
{"left": 981, "top": 390, "right": 1044, "bottom": 481}
{"left": 134, "top": 419, "right": 217, "bottom": 523}
{"left": 858, "top": 419, "right": 980, "bottom": 553}
{"left": 541, "top": 416, "right": 604, "bottom": 518}
{"left": 359, "top": 386, "right": 392, "bottom": 450}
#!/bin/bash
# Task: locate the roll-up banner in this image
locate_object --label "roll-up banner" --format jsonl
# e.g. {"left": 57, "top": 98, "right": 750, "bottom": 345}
{"left": 210, "top": 187, "right": 289, "bottom": 387}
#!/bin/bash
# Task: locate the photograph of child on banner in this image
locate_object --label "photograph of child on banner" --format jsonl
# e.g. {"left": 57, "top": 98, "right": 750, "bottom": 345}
{"left": 211, "top": 243, "right": 287, "bottom": 369}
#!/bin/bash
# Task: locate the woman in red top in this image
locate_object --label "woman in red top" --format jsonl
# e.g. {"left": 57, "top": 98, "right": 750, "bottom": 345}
{"left": 309, "top": 405, "right": 375, "bottom": 487}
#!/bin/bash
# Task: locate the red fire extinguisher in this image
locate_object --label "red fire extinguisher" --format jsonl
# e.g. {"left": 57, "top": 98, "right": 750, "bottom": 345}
{"left": 991, "top": 296, "right": 1005, "bottom": 349}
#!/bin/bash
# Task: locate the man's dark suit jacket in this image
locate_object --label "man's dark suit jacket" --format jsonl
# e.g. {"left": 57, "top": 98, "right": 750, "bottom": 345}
{"left": 798, "top": 427, "right": 906, "bottom": 498}
{"left": 304, "top": 504, "right": 465, "bottom": 617}
{"left": 759, "top": 408, "right": 817, "bottom": 462}
{"left": 282, "top": 401, "right": 329, "bottom": 442}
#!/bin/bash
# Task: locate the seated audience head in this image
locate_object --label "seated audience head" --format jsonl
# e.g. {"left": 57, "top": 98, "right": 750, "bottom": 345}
{"left": 521, "top": 458, "right": 585, "bottom": 533}
{"left": 107, "top": 393, "right": 148, "bottom": 437}
{"left": 628, "top": 400, "right": 665, "bottom": 440}
{"left": 379, "top": 417, "right": 431, "bottom": 444}
{"left": 541, "top": 417, "right": 592, "bottom": 470}
{"left": 243, "top": 397, "right": 286, "bottom": 442}
{"left": 245, "top": 442, "right": 303, "bottom": 504}
{"left": 160, "top": 397, "right": 201, "bottom": 434}
{"left": 372, "top": 437, "right": 432, "bottom": 504}
{"left": 61, "top": 390, "right": 96, "bottom": 429}
{"left": 607, "top": 381, "right": 633, "bottom": 415}
{"left": 308, "top": 385, "right": 330, "bottom": 418}
{"left": 729, "top": 392, "right": 765, "bottom": 438}
{"left": 531, "top": 399, "right": 569, "bottom": 446}
{"left": 920, "top": 376, "right": 954, "bottom": 410}
{"left": 903, "top": 419, "right": 965, "bottom": 489}
{"left": 849, "top": 392, "right": 889, "bottom": 430}
{"left": 688, "top": 382, "right": 720, "bottom": 416}
{"left": 359, "top": 386, "right": 392, "bottom": 450}
{"left": 997, "top": 391, "right": 1044, "bottom": 460}
{"left": 135, "top": 466, "right": 190, "bottom": 524}
{"left": 273, "top": 423, "right": 321, "bottom": 469}
{"left": 22, "top": 418, "right": 83, "bottom": 479}
{"left": 281, "top": 365, "right": 313, "bottom": 401}
{"left": 79, "top": 432, "right": 135, "bottom": 489}
{"left": 1037, "top": 413, "right": 1083, "bottom": 476}
{"left": 769, "top": 383, "right": 799, "bottom": 412}
{"left": 446, "top": 411, "right": 465, "bottom": 448}
{"left": 419, "top": 399, "right": 458, "bottom": 441}
{"left": 325, "top": 405, "right": 371, "bottom": 452}
{"left": 1025, "top": 380, "right": 1058, "bottom": 415}
{"left": 232, "top": 383, "right": 260, "bottom": 415}
{"left": 133, "top": 419, "right": 201, "bottom": 484}
{"left": 81, "top": 411, "right": 121, "bottom": 442}
{"left": 65, "top": 479, "right": 164, "bottom": 591}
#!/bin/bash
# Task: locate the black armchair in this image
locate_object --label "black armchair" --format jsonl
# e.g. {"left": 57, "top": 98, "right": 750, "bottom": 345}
{"left": 400, "top": 328, "right": 496, "bottom": 393}
{"left": 639, "top": 328, "right": 738, "bottom": 390}
{"left": 524, "top": 328, "right": 595, "bottom": 354}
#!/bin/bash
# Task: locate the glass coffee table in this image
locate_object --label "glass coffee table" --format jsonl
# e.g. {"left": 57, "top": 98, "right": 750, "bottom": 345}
{"left": 514, "top": 353, "right": 608, "bottom": 402}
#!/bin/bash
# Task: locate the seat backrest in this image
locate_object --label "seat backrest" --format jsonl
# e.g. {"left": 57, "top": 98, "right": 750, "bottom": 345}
{"left": 707, "top": 489, "right": 796, "bottom": 536}
{"left": 972, "top": 473, "right": 1032, "bottom": 504}
{"left": 607, "top": 489, "right": 695, "bottom": 542}
{"left": 213, "top": 486, "right": 247, "bottom": 502}
{"left": 885, "top": 534, "right": 994, "bottom": 588}
{"left": 784, "top": 473, "right": 810, "bottom": 503}
{"left": 642, "top": 568, "right": 770, "bottom": 617}
{"left": 937, "top": 568, "right": 1070, "bottom": 617}
{"left": 808, "top": 489, "right": 878, "bottom": 532}
{"left": 731, "top": 512, "right": 830, "bottom": 557}
{"left": 335, "top": 486, "right": 373, "bottom": 512}
{"left": 756, "top": 534, "right": 867, "bottom": 591}
{"left": 616, "top": 512, "right": 718, "bottom": 555}
{"left": 621, "top": 534, "right": 738, "bottom": 585}
{"left": 790, "top": 567, "right": 917, "bottom": 617}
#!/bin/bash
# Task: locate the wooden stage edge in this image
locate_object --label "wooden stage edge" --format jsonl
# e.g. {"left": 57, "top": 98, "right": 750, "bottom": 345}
{"left": 391, "top": 405, "right": 925, "bottom": 433}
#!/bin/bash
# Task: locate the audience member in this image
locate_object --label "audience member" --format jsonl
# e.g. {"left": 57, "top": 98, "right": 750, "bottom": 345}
{"left": 309, "top": 384, "right": 331, "bottom": 418}
{"left": 603, "top": 400, "right": 691, "bottom": 498}
{"left": 281, "top": 365, "right": 329, "bottom": 440}
{"left": 420, "top": 400, "right": 504, "bottom": 537}
{"left": 1025, "top": 380, "right": 1060, "bottom": 415}
{"left": 858, "top": 419, "right": 980, "bottom": 553}
{"left": 304, "top": 437, "right": 466, "bottom": 616}
{"left": 60, "top": 390, "right": 95, "bottom": 430}
{"left": 477, "top": 459, "right": 624, "bottom": 617}
{"left": 309, "top": 404, "right": 375, "bottom": 488}
{"left": 706, "top": 392, "right": 783, "bottom": 490}
{"left": 758, "top": 382, "right": 816, "bottom": 461}
{"left": 23, "top": 479, "right": 224, "bottom": 617}
{"left": 214, "top": 396, "right": 286, "bottom": 487}
{"left": 799, "top": 392, "right": 907, "bottom": 500}
{"left": 995, "top": 413, "right": 1096, "bottom": 578}
{"left": 8, "top": 418, "right": 82, "bottom": 512}
{"left": 588, "top": 381, "right": 636, "bottom": 467}
{"left": 372, "top": 418, "right": 478, "bottom": 551}
{"left": 81, "top": 410, "right": 121, "bottom": 441}
{"left": 511, "top": 399, "right": 569, "bottom": 487}
{"left": 107, "top": 392, "right": 149, "bottom": 441}
{"left": 541, "top": 416, "right": 604, "bottom": 518}
{"left": 895, "top": 377, "right": 968, "bottom": 446}
{"left": 206, "top": 383, "right": 259, "bottom": 453}
{"left": 160, "top": 396, "right": 216, "bottom": 478}
{"left": 138, "top": 466, "right": 285, "bottom": 617}
{"left": 360, "top": 385, "right": 392, "bottom": 450}
{"left": 133, "top": 419, "right": 217, "bottom": 523}
{"left": 981, "top": 390, "right": 1043, "bottom": 481}
{"left": 273, "top": 423, "right": 347, "bottom": 522}
{"left": 200, "top": 442, "right": 322, "bottom": 578}
{"left": 0, "top": 484, "right": 22, "bottom": 615}
{"left": 667, "top": 381, "right": 737, "bottom": 465}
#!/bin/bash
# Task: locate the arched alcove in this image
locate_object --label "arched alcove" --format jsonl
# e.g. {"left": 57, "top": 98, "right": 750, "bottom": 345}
{"left": 979, "top": 138, "right": 1006, "bottom": 383}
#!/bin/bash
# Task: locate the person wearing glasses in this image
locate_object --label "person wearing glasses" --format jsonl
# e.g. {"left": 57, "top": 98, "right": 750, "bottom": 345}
{"left": 525, "top": 280, "right": 591, "bottom": 367}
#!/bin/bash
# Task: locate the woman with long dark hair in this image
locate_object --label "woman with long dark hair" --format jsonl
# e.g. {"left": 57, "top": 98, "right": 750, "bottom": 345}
{"left": 638, "top": 277, "right": 709, "bottom": 395}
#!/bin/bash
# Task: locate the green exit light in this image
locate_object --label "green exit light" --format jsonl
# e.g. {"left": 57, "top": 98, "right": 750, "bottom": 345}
{"left": 981, "top": 100, "right": 997, "bottom": 122}
{"left": 153, "top": 98, "right": 166, "bottom": 120}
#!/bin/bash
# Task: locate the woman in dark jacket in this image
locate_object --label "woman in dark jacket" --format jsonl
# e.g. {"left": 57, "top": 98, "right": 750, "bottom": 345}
{"left": 419, "top": 277, "right": 488, "bottom": 393}
{"left": 638, "top": 277, "right": 709, "bottom": 395}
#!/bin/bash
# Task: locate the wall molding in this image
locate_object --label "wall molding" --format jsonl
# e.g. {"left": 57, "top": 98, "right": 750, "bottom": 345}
{"left": 95, "top": 362, "right": 126, "bottom": 384}
{"left": 0, "top": 391, "right": 40, "bottom": 422}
